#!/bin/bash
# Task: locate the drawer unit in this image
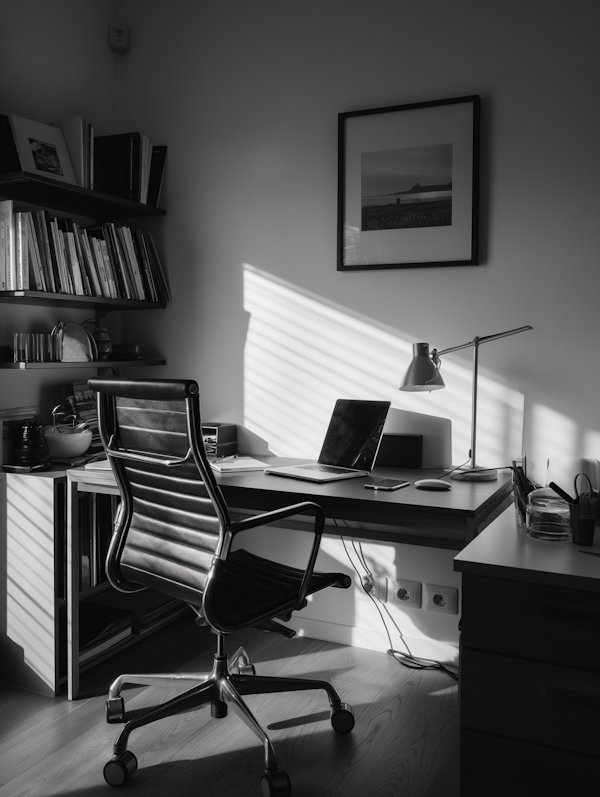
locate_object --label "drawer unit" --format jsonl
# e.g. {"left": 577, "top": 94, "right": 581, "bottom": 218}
{"left": 460, "top": 573, "right": 600, "bottom": 669}
{"left": 455, "top": 509, "right": 600, "bottom": 796}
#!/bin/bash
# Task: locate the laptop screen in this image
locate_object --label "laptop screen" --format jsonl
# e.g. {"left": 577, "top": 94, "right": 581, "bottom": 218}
{"left": 318, "top": 400, "right": 391, "bottom": 471}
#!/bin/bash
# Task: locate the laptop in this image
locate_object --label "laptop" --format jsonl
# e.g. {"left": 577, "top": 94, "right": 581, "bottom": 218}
{"left": 264, "top": 399, "right": 391, "bottom": 483}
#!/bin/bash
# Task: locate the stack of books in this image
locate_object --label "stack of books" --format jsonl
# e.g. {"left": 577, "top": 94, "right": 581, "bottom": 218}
{"left": 79, "top": 599, "right": 133, "bottom": 664}
{"left": 94, "top": 133, "right": 167, "bottom": 207}
{"left": 0, "top": 199, "right": 170, "bottom": 301}
{"left": 87, "top": 587, "right": 189, "bottom": 636}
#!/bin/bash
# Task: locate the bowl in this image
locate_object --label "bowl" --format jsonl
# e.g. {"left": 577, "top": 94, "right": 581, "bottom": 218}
{"left": 43, "top": 426, "right": 93, "bottom": 459}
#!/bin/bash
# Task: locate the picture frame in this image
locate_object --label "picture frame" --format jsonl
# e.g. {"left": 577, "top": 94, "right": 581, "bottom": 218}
{"left": 337, "top": 95, "right": 480, "bottom": 271}
{"left": 9, "top": 114, "right": 77, "bottom": 185}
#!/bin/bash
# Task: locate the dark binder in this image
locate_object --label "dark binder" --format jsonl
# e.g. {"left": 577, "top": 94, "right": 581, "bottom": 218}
{"left": 94, "top": 132, "right": 141, "bottom": 202}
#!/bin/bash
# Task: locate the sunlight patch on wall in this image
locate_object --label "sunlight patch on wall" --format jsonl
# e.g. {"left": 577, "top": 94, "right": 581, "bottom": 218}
{"left": 243, "top": 264, "right": 524, "bottom": 467}
{"left": 529, "top": 404, "right": 578, "bottom": 486}
{"left": 584, "top": 429, "right": 600, "bottom": 461}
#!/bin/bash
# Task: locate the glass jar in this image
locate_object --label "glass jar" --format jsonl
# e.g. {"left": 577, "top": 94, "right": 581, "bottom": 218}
{"left": 526, "top": 487, "right": 571, "bottom": 541}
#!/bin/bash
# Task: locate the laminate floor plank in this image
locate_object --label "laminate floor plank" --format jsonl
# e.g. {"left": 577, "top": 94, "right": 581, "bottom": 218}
{"left": 0, "top": 627, "right": 458, "bottom": 797}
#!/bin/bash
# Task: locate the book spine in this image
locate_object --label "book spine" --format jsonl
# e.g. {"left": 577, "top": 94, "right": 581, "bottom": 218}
{"left": 16, "top": 212, "right": 29, "bottom": 290}
{"left": 104, "top": 223, "right": 131, "bottom": 299}
{"left": 132, "top": 230, "right": 157, "bottom": 301}
{"left": 146, "top": 233, "right": 170, "bottom": 301}
{"left": 25, "top": 211, "right": 45, "bottom": 291}
{"left": 49, "top": 219, "right": 68, "bottom": 292}
{"left": 89, "top": 235, "right": 110, "bottom": 297}
{"left": 0, "top": 216, "right": 6, "bottom": 291}
{"left": 32, "top": 210, "right": 53, "bottom": 292}
{"left": 2, "top": 201, "right": 16, "bottom": 291}
{"left": 74, "top": 223, "right": 100, "bottom": 296}
{"left": 120, "top": 225, "right": 145, "bottom": 299}
{"left": 38, "top": 211, "right": 59, "bottom": 293}
{"left": 98, "top": 240, "right": 117, "bottom": 298}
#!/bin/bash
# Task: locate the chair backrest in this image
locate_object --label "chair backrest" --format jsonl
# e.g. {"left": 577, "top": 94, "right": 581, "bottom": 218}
{"left": 88, "top": 378, "right": 231, "bottom": 610}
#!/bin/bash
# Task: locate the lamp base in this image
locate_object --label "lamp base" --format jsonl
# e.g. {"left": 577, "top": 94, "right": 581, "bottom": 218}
{"left": 450, "top": 466, "right": 498, "bottom": 482}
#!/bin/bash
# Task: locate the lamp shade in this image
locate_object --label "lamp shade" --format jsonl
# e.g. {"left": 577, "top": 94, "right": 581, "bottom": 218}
{"left": 400, "top": 343, "right": 445, "bottom": 392}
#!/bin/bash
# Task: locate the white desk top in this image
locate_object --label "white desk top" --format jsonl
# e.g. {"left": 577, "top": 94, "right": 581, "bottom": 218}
{"left": 455, "top": 506, "right": 600, "bottom": 593}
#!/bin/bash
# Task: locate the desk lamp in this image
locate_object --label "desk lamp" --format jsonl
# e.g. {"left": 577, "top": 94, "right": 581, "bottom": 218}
{"left": 400, "top": 325, "right": 532, "bottom": 481}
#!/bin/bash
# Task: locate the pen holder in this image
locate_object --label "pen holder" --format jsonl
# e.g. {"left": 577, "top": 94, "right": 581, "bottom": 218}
{"left": 569, "top": 473, "right": 598, "bottom": 546}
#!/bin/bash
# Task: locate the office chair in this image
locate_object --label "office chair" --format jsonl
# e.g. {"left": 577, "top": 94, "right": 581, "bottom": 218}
{"left": 88, "top": 378, "right": 355, "bottom": 797}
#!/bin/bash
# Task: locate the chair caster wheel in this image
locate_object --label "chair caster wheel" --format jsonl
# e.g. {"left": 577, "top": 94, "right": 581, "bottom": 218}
{"left": 331, "top": 703, "right": 355, "bottom": 734}
{"left": 103, "top": 751, "right": 138, "bottom": 787}
{"left": 237, "top": 663, "right": 256, "bottom": 676}
{"left": 106, "top": 696, "right": 125, "bottom": 723}
{"left": 260, "top": 769, "right": 292, "bottom": 797}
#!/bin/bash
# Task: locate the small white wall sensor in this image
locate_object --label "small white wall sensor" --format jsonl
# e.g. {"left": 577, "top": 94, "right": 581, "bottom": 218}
{"left": 109, "top": 23, "right": 130, "bottom": 53}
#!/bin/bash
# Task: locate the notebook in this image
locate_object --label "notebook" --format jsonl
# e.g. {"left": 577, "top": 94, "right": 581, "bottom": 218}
{"left": 264, "top": 399, "right": 391, "bottom": 483}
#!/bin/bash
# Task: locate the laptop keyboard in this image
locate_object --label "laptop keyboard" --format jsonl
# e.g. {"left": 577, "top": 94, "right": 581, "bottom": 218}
{"left": 298, "top": 464, "right": 356, "bottom": 474}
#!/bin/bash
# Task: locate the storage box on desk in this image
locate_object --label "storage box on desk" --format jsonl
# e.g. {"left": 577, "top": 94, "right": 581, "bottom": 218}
{"left": 375, "top": 434, "right": 422, "bottom": 469}
{"left": 202, "top": 423, "right": 237, "bottom": 458}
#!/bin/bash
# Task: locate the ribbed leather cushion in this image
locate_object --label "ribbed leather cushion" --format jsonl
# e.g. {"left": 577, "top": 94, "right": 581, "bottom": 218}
{"left": 210, "top": 549, "right": 350, "bottom": 632}
{"left": 112, "top": 396, "right": 223, "bottom": 606}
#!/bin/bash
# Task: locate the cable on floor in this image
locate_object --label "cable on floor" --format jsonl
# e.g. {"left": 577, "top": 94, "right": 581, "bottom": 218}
{"left": 336, "top": 523, "right": 458, "bottom": 682}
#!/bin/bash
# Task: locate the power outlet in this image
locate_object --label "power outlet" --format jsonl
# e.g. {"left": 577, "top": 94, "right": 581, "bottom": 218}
{"left": 360, "top": 575, "right": 387, "bottom": 602}
{"left": 423, "top": 584, "right": 458, "bottom": 614}
{"left": 391, "top": 579, "right": 422, "bottom": 608}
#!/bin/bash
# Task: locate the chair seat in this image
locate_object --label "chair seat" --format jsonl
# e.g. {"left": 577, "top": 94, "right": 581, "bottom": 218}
{"left": 210, "top": 549, "right": 349, "bottom": 631}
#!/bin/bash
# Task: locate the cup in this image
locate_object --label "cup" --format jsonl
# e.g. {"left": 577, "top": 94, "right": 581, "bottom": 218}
{"left": 13, "top": 333, "right": 30, "bottom": 362}
{"left": 569, "top": 502, "right": 597, "bottom": 546}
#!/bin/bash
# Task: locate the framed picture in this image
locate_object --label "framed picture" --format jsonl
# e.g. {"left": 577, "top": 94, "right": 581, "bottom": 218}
{"left": 337, "top": 95, "right": 480, "bottom": 271}
{"left": 9, "top": 114, "right": 76, "bottom": 185}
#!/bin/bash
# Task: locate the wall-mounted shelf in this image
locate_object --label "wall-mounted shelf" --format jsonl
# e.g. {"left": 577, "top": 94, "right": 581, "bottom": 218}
{"left": 0, "top": 289, "right": 165, "bottom": 311}
{"left": 0, "top": 171, "right": 165, "bottom": 220}
{"left": 1, "top": 359, "right": 166, "bottom": 370}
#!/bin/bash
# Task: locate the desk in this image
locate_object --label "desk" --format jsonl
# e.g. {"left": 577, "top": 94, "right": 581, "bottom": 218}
{"left": 454, "top": 509, "right": 600, "bottom": 794}
{"left": 66, "top": 457, "right": 512, "bottom": 698}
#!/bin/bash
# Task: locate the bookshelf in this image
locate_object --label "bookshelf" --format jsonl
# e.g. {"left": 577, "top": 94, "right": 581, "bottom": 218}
{"left": 3, "top": 470, "right": 188, "bottom": 696}
{"left": 0, "top": 127, "right": 172, "bottom": 695}
{"left": 0, "top": 171, "right": 165, "bottom": 220}
{"left": 0, "top": 162, "right": 169, "bottom": 365}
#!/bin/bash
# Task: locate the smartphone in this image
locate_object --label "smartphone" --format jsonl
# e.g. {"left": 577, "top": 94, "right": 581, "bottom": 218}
{"left": 364, "top": 478, "right": 410, "bottom": 491}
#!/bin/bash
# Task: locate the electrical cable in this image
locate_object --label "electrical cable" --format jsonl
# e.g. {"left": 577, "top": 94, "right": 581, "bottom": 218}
{"left": 335, "top": 523, "right": 458, "bottom": 682}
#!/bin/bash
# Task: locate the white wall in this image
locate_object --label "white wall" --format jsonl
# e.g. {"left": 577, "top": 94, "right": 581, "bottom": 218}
{"left": 2, "top": 1, "right": 599, "bottom": 659}
{"left": 116, "top": 0, "right": 600, "bottom": 488}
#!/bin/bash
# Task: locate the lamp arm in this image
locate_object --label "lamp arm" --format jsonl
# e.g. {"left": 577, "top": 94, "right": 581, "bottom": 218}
{"left": 432, "top": 324, "right": 532, "bottom": 471}
{"left": 434, "top": 325, "right": 532, "bottom": 358}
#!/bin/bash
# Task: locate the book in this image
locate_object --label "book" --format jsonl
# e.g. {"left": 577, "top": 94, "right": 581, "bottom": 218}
{"left": 210, "top": 456, "right": 267, "bottom": 473}
{"left": 0, "top": 200, "right": 12, "bottom": 291}
{"left": 15, "top": 211, "right": 29, "bottom": 289}
{"left": 36, "top": 211, "right": 60, "bottom": 293}
{"left": 32, "top": 210, "right": 55, "bottom": 292}
{"left": 25, "top": 212, "right": 45, "bottom": 291}
{"left": 88, "top": 586, "right": 187, "bottom": 634}
{"left": 94, "top": 132, "right": 142, "bottom": 202}
{"left": 147, "top": 145, "right": 167, "bottom": 207}
{"left": 78, "top": 600, "right": 133, "bottom": 663}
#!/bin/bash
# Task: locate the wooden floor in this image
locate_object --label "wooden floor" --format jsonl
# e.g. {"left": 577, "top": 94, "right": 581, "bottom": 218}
{"left": 0, "top": 618, "right": 459, "bottom": 797}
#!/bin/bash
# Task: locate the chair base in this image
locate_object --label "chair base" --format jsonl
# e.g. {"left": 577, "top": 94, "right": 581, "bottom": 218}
{"left": 103, "top": 635, "right": 355, "bottom": 793}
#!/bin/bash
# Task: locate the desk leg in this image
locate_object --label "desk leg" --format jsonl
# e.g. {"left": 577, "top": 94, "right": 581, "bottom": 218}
{"left": 67, "top": 475, "right": 80, "bottom": 700}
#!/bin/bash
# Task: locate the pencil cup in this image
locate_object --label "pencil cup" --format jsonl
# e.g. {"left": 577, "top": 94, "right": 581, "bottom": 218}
{"left": 569, "top": 502, "right": 597, "bottom": 546}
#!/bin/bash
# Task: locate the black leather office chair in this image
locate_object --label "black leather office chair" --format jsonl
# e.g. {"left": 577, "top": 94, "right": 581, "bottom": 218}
{"left": 88, "top": 378, "right": 354, "bottom": 796}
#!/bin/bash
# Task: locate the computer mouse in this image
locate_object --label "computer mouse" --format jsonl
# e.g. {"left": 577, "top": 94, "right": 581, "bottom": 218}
{"left": 414, "top": 478, "right": 452, "bottom": 490}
